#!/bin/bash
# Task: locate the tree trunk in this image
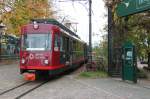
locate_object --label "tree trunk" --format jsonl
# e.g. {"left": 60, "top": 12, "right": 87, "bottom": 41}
{"left": 148, "top": 52, "right": 150, "bottom": 68}
{"left": 0, "top": 34, "right": 1, "bottom": 62}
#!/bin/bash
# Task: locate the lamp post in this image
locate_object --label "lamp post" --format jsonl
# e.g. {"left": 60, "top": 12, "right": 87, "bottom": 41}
{"left": 88, "top": 0, "right": 92, "bottom": 65}
{"left": 107, "top": 1, "right": 113, "bottom": 75}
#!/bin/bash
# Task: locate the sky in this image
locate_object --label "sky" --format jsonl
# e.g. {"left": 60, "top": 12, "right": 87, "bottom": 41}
{"left": 52, "top": 0, "right": 107, "bottom": 46}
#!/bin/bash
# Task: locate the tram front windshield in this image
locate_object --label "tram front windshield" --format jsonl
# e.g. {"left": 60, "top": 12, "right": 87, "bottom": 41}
{"left": 22, "top": 33, "right": 51, "bottom": 51}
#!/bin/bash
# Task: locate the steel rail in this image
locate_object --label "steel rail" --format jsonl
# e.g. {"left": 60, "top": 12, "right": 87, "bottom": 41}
{"left": 0, "top": 81, "right": 30, "bottom": 95}
{"left": 15, "top": 80, "right": 49, "bottom": 99}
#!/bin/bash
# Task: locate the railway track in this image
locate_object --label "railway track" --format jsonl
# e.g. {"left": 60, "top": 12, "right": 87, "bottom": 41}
{"left": 0, "top": 81, "right": 31, "bottom": 95}
{"left": 0, "top": 80, "right": 49, "bottom": 99}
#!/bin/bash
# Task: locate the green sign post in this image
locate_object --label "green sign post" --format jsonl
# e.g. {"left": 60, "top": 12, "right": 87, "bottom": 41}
{"left": 117, "top": 0, "right": 150, "bottom": 17}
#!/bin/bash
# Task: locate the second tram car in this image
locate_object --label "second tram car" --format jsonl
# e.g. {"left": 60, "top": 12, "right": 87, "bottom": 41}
{"left": 20, "top": 19, "right": 88, "bottom": 80}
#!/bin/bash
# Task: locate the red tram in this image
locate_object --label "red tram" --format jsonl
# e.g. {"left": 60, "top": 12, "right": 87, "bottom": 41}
{"left": 20, "top": 19, "right": 88, "bottom": 80}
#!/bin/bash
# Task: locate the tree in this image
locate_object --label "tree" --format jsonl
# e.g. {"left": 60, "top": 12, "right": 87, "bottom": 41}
{"left": 103, "top": 0, "right": 150, "bottom": 67}
{"left": 1, "top": 0, "right": 54, "bottom": 36}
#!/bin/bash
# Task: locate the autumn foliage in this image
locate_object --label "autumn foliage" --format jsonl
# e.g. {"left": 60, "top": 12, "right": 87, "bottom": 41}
{"left": 1, "top": 0, "right": 53, "bottom": 36}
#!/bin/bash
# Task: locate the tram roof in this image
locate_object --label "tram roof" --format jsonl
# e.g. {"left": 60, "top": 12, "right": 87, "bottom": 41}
{"left": 31, "top": 19, "right": 80, "bottom": 39}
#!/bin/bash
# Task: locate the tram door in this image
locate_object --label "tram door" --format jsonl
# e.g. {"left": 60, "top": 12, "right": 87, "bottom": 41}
{"left": 65, "top": 37, "right": 70, "bottom": 63}
{"left": 122, "top": 41, "right": 137, "bottom": 83}
{"left": 69, "top": 39, "right": 73, "bottom": 65}
{"left": 60, "top": 35, "right": 70, "bottom": 65}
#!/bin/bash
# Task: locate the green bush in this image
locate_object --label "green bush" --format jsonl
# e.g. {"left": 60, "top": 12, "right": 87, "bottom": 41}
{"left": 137, "top": 69, "right": 147, "bottom": 78}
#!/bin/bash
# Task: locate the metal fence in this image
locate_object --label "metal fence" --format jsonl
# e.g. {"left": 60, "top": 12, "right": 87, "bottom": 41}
{"left": 0, "top": 34, "right": 19, "bottom": 60}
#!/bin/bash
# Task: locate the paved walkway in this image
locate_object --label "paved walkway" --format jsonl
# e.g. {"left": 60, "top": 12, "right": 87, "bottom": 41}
{"left": 0, "top": 62, "right": 150, "bottom": 99}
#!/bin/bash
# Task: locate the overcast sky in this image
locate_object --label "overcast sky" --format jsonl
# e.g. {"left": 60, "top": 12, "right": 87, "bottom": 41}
{"left": 53, "top": 0, "right": 107, "bottom": 46}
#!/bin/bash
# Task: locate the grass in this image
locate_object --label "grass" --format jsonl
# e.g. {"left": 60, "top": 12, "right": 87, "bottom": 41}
{"left": 79, "top": 71, "right": 108, "bottom": 79}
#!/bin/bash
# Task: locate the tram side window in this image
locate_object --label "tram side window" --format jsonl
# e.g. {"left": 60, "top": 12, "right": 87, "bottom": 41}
{"left": 73, "top": 40, "right": 76, "bottom": 51}
{"left": 54, "top": 34, "right": 59, "bottom": 51}
{"left": 66, "top": 37, "right": 69, "bottom": 52}
{"left": 60, "top": 35, "right": 64, "bottom": 52}
{"left": 63, "top": 37, "right": 69, "bottom": 52}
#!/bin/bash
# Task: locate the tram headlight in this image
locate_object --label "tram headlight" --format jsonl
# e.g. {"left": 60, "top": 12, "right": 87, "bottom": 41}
{"left": 21, "top": 58, "right": 25, "bottom": 64}
{"left": 44, "top": 59, "right": 49, "bottom": 65}
{"left": 33, "top": 21, "right": 39, "bottom": 29}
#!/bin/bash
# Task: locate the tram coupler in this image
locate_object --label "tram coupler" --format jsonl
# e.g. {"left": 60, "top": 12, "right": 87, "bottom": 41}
{"left": 23, "top": 73, "right": 36, "bottom": 81}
